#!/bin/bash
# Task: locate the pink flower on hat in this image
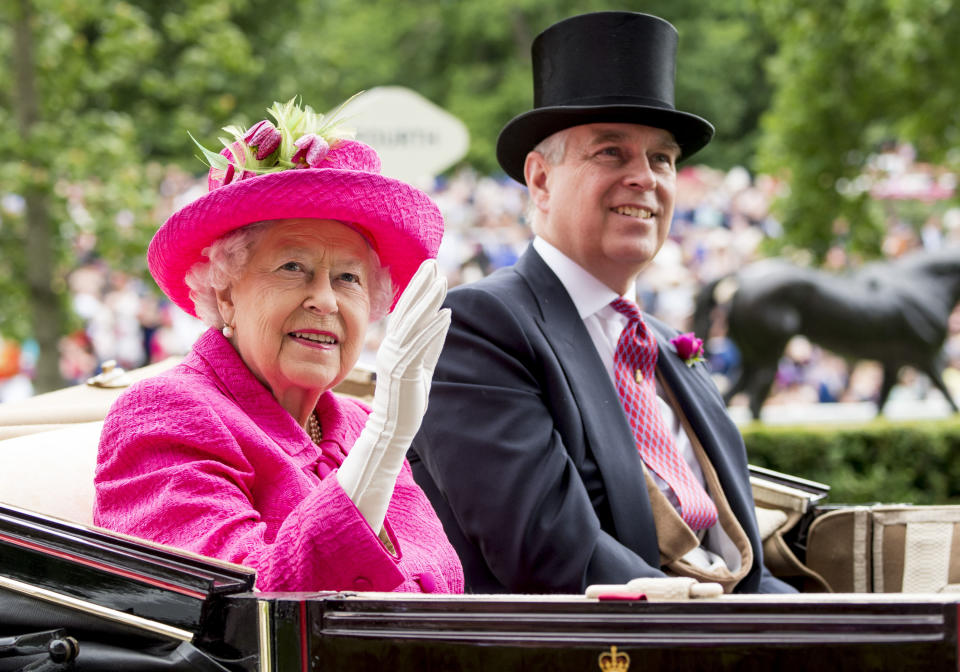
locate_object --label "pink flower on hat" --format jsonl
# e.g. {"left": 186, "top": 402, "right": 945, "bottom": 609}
{"left": 207, "top": 142, "right": 256, "bottom": 191}
{"left": 291, "top": 133, "right": 330, "bottom": 168}
{"left": 155, "top": 94, "right": 444, "bottom": 319}
{"left": 190, "top": 96, "right": 353, "bottom": 190}
{"left": 670, "top": 332, "right": 705, "bottom": 367}
{"left": 243, "top": 120, "right": 282, "bottom": 160}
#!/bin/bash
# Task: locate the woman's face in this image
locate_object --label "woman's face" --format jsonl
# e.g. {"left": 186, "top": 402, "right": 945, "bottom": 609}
{"left": 216, "top": 219, "right": 373, "bottom": 411}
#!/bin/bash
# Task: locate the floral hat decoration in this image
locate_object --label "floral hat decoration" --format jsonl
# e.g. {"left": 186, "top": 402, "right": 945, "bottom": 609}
{"left": 147, "top": 96, "right": 444, "bottom": 316}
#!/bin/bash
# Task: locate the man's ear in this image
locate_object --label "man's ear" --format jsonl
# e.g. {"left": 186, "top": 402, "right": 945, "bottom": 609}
{"left": 524, "top": 151, "right": 551, "bottom": 215}
{"left": 215, "top": 286, "right": 236, "bottom": 327}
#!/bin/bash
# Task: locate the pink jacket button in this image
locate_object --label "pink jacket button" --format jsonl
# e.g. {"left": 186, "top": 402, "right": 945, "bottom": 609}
{"left": 353, "top": 577, "right": 372, "bottom": 590}
{"left": 416, "top": 573, "right": 437, "bottom": 593}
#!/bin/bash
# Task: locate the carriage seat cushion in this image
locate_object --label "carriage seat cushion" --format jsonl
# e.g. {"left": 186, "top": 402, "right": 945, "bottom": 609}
{"left": 0, "top": 421, "right": 102, "bottom": 526}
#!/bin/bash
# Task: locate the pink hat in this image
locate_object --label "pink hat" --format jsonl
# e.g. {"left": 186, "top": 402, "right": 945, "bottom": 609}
{"left": 148, "top": 97, "right": 444, "bottom": 316}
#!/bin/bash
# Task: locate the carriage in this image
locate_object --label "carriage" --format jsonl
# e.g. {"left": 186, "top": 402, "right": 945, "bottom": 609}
{"left": 1, "top": 361, "right": 959, "bottom": 671}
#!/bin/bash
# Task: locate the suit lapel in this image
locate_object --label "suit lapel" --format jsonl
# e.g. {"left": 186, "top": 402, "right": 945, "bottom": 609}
{"left": 514, "top": 249, "right": 659, "bottom": 557}
{"left": 646, "top": 318, "right": 760, "bottom": 542}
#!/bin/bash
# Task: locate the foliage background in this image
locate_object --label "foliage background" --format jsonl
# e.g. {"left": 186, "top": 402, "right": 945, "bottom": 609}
{"left": 744, "top": 418, "right": 960, "bottom": 505}
{"left": 1, "top": 0, "right": 959, "bottom": 395}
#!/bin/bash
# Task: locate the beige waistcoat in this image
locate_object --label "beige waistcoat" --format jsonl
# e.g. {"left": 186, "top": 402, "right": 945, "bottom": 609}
{"left": 648, "top": 371, "right": 754, "bottom": 593}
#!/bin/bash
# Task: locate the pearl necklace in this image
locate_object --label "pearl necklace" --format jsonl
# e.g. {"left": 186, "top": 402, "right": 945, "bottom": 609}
{"left": 307, "top": 412, "right": 322, "bottom": 444}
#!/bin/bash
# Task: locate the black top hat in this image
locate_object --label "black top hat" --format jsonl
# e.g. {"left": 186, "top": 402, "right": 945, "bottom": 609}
{"left": 496, "top": 11, "right": 715, "bottom": 184}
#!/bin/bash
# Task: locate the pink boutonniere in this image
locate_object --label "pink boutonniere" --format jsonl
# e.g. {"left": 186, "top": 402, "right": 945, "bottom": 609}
{"left": 670, "top": 332, "right": 706, "bottom": 367}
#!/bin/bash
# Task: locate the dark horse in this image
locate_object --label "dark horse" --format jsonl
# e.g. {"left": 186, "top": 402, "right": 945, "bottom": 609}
{"left": 694, "top": 247, "right": 960, "bottom": 419}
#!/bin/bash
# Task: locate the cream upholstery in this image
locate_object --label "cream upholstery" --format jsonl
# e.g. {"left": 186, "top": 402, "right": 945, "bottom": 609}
{"left": 0, "top": 359, "right": 374, "bottom": 529}
{"left": 0, "top": 421, "right": 102, "bottom": 525}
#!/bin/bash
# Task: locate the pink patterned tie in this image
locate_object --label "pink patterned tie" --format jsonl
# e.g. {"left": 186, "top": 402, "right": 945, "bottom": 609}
{"left": 610, "top": 298, "right": 718, "bottom": 530}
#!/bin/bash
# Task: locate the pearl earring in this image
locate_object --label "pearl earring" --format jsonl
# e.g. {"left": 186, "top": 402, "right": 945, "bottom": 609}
{"left": 222, "top": 324, "right": 235, "bottom": 338}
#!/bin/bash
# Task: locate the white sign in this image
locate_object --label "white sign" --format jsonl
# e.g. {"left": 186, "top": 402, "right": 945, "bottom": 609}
{"left": 344, "top": 87, "right": 469, "bottom": 182}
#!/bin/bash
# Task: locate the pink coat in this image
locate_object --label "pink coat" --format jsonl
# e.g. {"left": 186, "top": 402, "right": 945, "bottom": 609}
{"left": 94, "top": 328, "right": 463, "bottom": 593}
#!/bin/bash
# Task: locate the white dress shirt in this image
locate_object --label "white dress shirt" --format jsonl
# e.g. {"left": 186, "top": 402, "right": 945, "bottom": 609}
{"left": 533, "top": 236, "right": 740, "bottom": 573}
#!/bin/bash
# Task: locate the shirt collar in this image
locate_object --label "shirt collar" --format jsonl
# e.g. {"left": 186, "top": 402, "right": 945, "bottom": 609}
{"left": 532, "top": 236, "right": 637, "bottom": 318}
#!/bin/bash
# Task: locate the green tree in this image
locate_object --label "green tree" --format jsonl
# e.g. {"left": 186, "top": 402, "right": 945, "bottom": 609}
{"left": 754, "top": 0, "right": 960, "bottom": 261}
{"left": 0, "top": 0, "right": 290, "bottom": 390}
{"left": 1, "top": 0, "right": 774, "bottom": 392}
{"left": 269, "top": 0, "right": 773, "bottom": 173}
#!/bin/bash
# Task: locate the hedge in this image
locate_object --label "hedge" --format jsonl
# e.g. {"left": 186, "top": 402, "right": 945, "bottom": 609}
{"left": 741, "top": 416, "right": 960, "bottom": 505}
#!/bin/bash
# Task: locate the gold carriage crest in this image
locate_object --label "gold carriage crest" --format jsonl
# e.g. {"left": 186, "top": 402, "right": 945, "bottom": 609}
{"left": 598, "top": 645, "right": 630, "bottom": 672}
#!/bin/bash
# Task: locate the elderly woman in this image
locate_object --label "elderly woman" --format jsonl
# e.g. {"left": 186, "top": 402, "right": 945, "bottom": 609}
{"left": 94, "top": 98, "right": 463, "bottom": 594}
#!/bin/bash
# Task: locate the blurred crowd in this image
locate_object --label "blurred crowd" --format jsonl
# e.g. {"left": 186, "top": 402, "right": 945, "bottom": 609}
{"left": 3, "top": 141, "right": 960, "bottom": 416}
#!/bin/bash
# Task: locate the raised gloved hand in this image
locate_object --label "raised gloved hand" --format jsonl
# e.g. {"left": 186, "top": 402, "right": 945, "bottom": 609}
{"left": 336, "top": 259, "right": 451, "bottom": 536}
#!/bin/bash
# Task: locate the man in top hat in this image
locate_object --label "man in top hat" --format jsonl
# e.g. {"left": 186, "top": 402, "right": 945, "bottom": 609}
{"left": 409, "top": 11, "right": 795, "bottom": 594}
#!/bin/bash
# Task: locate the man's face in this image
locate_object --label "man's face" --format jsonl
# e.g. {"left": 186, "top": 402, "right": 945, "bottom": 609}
{"left": 526, "top": 122, "right": 680, "bottom": 293}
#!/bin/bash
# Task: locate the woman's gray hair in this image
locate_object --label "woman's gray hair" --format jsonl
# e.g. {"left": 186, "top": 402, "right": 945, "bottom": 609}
{"left": 185, "top": 220, "right": 395, "bottom": 327}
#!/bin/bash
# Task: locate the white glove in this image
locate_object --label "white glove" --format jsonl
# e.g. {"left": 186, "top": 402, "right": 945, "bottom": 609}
{"left": 585, "top": 577, "right": 723, "bottom": 600}
{"left": 337, "top": 259, "right": 451, "bottom": 536}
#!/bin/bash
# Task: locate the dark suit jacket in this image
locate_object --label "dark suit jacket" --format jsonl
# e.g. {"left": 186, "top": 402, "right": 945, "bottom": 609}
{"left": 410, "top": 246, "right": 792, "bottom": 594}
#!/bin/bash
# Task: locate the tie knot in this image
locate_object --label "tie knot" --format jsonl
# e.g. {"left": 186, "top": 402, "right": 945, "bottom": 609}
{"left": 610, "top": 297, "right": 642, "bottom": 322}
